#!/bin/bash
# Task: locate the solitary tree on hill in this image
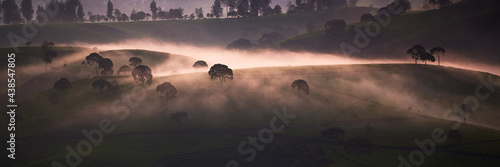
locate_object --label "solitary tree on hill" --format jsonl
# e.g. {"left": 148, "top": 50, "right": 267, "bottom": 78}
{"left": 209, "top": 64, "right": 233, "bottom": 90}
{"left": 92, "top": 79, "right": 112, "bottom": 95}
{"left": 156, "top": 82, "right": 177, "bottom": 104}
{"left": 292, "top": 79, "right": 310, "bottom": 99}
{"left": 54, "top": 78, "right": 71, "bottom": 101}
{"left": 192, "top": 60, "right": 208, "bottom": 69}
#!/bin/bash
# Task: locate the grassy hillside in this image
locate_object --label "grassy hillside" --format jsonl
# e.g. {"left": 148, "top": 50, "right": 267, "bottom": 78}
{"left": 275, "top": 0, "right": 500, "bottom": 64}
{"left": 0, "top": 47, "right": 196, "bottom": 100}
{"left": 2, "top": 62, "right": 500, "bottom": 166}
{"left": 0, "top": 7, "right": 375, "bottom": 48}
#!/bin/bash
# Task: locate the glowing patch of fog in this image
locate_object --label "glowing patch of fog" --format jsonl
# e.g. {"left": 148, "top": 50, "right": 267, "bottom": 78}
{"left": 69, "top": 39, "right": 406, "bottom": 72}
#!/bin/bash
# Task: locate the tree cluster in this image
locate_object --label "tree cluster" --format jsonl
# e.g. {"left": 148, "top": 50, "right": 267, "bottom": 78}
{"left": 407, "top": 45, "right": 445, "bottom": 67}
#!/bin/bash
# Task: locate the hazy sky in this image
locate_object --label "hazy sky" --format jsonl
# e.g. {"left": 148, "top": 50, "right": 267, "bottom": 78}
{"left": 22, "top": 0, "right": 424, "bottom": 16}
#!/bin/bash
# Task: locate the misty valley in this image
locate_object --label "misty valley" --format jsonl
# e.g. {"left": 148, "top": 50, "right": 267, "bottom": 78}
{"left": 1, "top": 0, "right": 500, "bottom": 167}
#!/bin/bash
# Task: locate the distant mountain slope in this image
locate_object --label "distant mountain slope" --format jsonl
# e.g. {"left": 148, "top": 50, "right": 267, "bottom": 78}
{"left": 0, "top": 7, "right": 375, "bottom": 48}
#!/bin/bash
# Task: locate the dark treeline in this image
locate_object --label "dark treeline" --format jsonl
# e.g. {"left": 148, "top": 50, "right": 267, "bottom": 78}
{"left": 0, "top": 0, "right": 364, "bottom": 25}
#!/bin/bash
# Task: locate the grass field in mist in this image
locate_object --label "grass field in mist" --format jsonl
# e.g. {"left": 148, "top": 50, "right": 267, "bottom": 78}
{"left": 1, "top": 46, "right": 499, "bottom": 167}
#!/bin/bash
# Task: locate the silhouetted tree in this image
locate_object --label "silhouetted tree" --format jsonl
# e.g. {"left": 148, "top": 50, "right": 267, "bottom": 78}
{"left": 98, "top": 59, "right": 114, "bottom": 76}
{"left": 237, "top": 0, "right": 250, "bottom": 17}
{"left": 227, "top": 10, "right": 238, "bottom": 17}
{"left": 41, "top": 40, "right": 55, "bottom": 51}
{"left": 249, "top": 0, "right": 261, "bottom": 17}
{"left": 25, "top": 41, "right": 32, "bottom": 47}
{"left": 54, "top": 78, "right": 71, "bottom": 101}
{"left": 86, "top": 53, "right": 104, "bottom": 76}
{"left": 212, "top": 0, "right": 223, "bottom": 18}
{"left": 261, "top": 0, "right": 273, "bottom": 16}
{"left": 131, "top": 11, "right": 146, "bottom": 21}
{"left": 170, "top": 112, "right": 188, "bottom": 124}
{"left": 209, "top": 64, "right": 233, "bottom": 89}
{"left": 92, "top": 79, "right": 112, "bottom": 95}
{"left": 273, "top": 4, "right": 282, "bottom": 15}
{"left": 157, "top": 10, "right": 166, "bottom": 19}
{"left": 43, "top": 51, "right": 57, "bottom": 71}
{"left": 321, "top": 127, "right": 345, "bottom": 144}
{"left": 447, "top": 130, "right": 463, "bottom": 145}
{"left": 292, "top": 79, "right": 310, "bottom": 99}
{"left": 156, "top": 82, "right": 177, "bottom": 104}
{"left": 62, "top": 0, "right": 80, "bottom": 22}
{"left": 117, "top": 65, "right": 132, "bottom": 75}
{"left": 129, "top": 57, "right": 142, "bottom": 67}
{"left": 20, "top": 0, "right": 34, "bottom": 22}
{"left": 43, "top": 57, "right": 52, "bottom": 72}
{"left": 192, "top": 60, "right": 209, "bottom": 69}
{"left": 195, "top": 7, "right": 204, "bottom": 19}
{"left": 77, "top": 3, "right": 84, "bottom": 22}
{"left": 114, "top": 9, "right": 121, "bottom": 20}
{"left": 132, "top": 65, "right": 153, "bottom": 85}
{"left": 407, "top": 45, "right": 426, "bottom": 64}
{"left": 1, "top": 0, "right": 22, "bottom": 24}
{"left": 430, "top": 47, "right": 445, "bottom": 66}
{"left": 420, "top": 52, "right": 435, "bottom": 67}
{"left": 120, "top": 13, "right": 129, "bottom": 21}
{"left": 167, "top": 8, "right": 184, "bottom": 19}
{"left": 106, "top": 0, "right": 114, "bottom": 21}
{"left": 286, "top": 1, "right": 297, "bottom": 14}
{"left": 150, "top": 0, "right": 158, "bottom": 20}
{"left": 35, "top": 5, "right": 46, "bottom": 23}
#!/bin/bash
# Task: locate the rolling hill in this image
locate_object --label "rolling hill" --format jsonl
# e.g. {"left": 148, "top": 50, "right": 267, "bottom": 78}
{"left": 275, "top": 0, "right": 500, "bottom": 65}
{"left": 1, "top": 48, "right": 499, "bottom": 166}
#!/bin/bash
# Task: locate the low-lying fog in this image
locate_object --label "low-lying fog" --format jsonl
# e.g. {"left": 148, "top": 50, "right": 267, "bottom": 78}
{"left": 66, "top": 39, "right": 500, "bottom": 76}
